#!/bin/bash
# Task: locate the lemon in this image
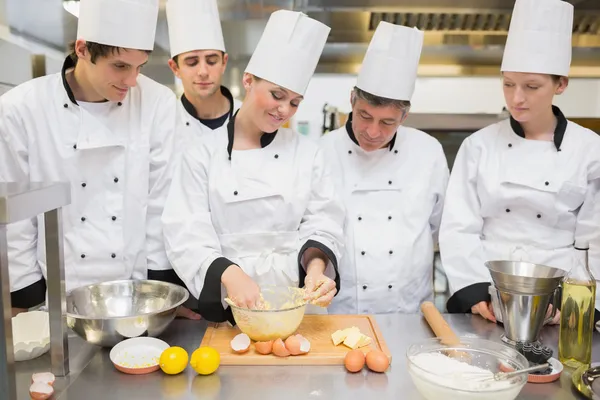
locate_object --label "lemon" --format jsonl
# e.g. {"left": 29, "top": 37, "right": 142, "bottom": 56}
{"left": 190, "top": 347, "right": 220, "bottom": 375}
{"left": 159, "top": 346, "right": 189, "bottom": 375}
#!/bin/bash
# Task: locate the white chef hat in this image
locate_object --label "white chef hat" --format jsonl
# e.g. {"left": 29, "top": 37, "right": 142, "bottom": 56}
{"left": 245, "top": 10, "right": 331, "bottom": 96}
{"left": 501, "top": 0, "right": 573, "bottom": 76}
{"left": 166, "top": 0, "right": 226, "bottom": 58}
{"left": 77, "top": 0, "right": 159, "bottom": 51}
{"left": 357, "top": 21, "right": 423, "bottom": 101}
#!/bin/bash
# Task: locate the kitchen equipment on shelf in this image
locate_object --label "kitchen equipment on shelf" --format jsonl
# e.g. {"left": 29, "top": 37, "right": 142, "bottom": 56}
{"left": 321, "top": 103, "right": 348, "bottom": 135}
{"left": 66, "top": 279, "right": 189, "bottom": 347}
{"left": 486, "top": 260, "right": 565, "bottom": 345}
{"left": 226, "top": 286, "right": 308, "bottom": 342}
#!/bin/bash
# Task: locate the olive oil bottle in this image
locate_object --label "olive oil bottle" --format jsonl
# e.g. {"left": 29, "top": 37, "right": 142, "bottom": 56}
{"left": 558, "top": 241, "right": 596, "bottom": 369}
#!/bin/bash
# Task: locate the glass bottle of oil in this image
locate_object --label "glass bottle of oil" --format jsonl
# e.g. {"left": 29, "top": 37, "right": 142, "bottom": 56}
{"left": 558, "top": 241, "right": 596, "bottom": 369}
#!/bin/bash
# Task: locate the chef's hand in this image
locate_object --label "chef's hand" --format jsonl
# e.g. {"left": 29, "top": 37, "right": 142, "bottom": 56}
{"left": 471, "top": 301, "right": 497, "bottom": 323}
{"left": 544, "top": 305, "right": 561, "bottom": 325}
{"left": 222, "top": 265, "right": 261, "bottom": 309}
{"left": 176, "top": 306, "right": 202, "bottom": 320}
{"left": 304, "top": 258, "right": 337, "bottom": 307}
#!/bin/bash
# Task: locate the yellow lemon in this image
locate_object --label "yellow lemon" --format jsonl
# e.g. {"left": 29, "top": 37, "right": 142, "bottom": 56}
{"left": 159, "top": 346, "right": 189, "bottom": 375}
{"left": 190, "top": 347, "right": 220, "bottom": 375}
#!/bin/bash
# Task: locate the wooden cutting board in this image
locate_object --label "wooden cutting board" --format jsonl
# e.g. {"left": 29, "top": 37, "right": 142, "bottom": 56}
{"left": 199, "top": 314, "right": 391, "bottom": 365}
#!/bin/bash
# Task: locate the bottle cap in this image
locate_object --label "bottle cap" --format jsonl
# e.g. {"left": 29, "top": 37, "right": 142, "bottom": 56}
{"left": 575, "top": 240, "right": 590, "bottom": 250}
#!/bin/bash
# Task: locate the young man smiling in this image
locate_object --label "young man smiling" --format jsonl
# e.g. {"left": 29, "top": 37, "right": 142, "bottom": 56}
{"left": 0, "top": 0, "right": 179, "bottom": 316}
{"left": 166, "top": 0, "right": 241, "bottom": 147}
{"left": 320, "top": 22, "right": 449, "bottom": 314}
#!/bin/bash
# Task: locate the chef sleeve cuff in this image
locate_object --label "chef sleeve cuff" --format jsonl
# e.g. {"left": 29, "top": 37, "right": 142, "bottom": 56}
{"left": 198, "top": 257, "right": 235, "bottom": 323}
{"left": 11, "top": 278, "right": 46, "bottom": 309}
{"left": 446, "top": 282, "right": 491, "bottom": 313}
{"left": 297, "top": 239, "right": 340, "bottom": 295}
{"left": 148, "top": 269, "right": 186, "bottom": 288}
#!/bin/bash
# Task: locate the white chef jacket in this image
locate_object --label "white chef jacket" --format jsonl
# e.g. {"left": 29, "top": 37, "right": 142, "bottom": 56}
{"left": 320, "top": 116, "right": 449, "bottom": 314}
{"left": 174, "top": 86, "right": 242, "bottom": 152}
{"left": 162, "top": 114, "right": 345, "bottom": 322}
{"left": 0, "top": 57, "right": 177, "bottom": 306}
{"left": 440, "top": 106, "right": 600, "bottom": 313}
{"left": 148, "top": 86, "right": 241, "bottom": 286}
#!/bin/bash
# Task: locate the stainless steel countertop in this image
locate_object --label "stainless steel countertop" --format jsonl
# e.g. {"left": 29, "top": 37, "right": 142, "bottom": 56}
{"left": 15, "top": 314, "right": 596, "bottom": 400}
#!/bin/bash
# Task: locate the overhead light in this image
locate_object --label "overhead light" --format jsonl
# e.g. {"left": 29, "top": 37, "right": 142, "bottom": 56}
{"left": 63, "top": 0, "right": 80, "bottom": 18}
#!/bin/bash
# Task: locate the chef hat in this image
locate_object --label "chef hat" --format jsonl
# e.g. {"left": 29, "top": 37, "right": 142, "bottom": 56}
{"left": 501, "top": 0, "right": 573, "bottom": 76}
{"left": 245, "top": 10, "right": 330, "bottom": 96}
{"left": 166, "top": 0, "right": 226, "bottom": 58}
{"left": 77, "top": 0, "right": 159, "bottom": 51}
{"left": 357, "top": 21, "right": 423, "bottom": 101}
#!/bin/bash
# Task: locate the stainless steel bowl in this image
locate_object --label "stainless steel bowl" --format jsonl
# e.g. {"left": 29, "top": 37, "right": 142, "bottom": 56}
{"left": 66, "top": 280, "right": 189, "bottom": 347}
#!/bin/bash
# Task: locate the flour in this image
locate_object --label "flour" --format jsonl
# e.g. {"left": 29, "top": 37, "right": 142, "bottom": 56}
{"left": 408, "top": 352, "right": 524, "bottom": 399}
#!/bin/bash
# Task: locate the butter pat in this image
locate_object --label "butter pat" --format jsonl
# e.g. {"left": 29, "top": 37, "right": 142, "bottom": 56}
{"left": 357, "top": 334, "right": 372, "bottom": 348}
{"left": 331, "top": 326, "right": 360, "bottom": 346}
{"left": 343, "top": 330, "right": 363, "bottom": 350}
{"left": 331, "top": 330, "right": 347, "bottom": 346}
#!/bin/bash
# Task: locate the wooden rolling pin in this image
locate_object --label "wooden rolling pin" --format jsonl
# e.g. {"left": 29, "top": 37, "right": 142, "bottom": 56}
{"left": 420, "top": 301, "right": 461, "bottom": 346}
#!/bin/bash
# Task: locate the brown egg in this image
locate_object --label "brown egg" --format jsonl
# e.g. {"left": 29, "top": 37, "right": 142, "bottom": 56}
{"left": 344, "top": 350, "right": 366, "bottom": 373}
{"left": 254, "top": 340, "right": 273, "bottom": 355}
{"left": 272, "top": 338, "right": 290, "bottom": 357}
{"left": 285, "top": 335, "right": 302, "bottom": 355}
{"left": 365, "top": 350, "right": 389, "bottom": 373}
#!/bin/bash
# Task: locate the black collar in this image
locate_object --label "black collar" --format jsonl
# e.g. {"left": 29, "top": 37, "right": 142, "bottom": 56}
{"left": 509, "top": 105, "right": 567, "bottom": 151}
{"left": 345, "top": 112, "right": 396, "bottom": 151}
{"left": 61, "top": 56, "right": 120, "bottom": 107}
{"left": 181, "top": 85, "right": 235, "bottom": 123}
{"left": 226, "top": 111, "right": 278, "bottom": 160}
{"left": 61, "top": 56, "right": 78, "bottom": 105}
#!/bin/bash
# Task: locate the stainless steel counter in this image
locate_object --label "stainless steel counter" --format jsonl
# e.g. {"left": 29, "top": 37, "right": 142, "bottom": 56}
{"left": 15, "top": 314, "right": 596, "bottom": 400}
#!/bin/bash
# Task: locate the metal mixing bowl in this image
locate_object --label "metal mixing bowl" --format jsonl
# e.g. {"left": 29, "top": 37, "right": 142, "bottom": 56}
{"left": 407, "top": 337, "right": 528, "bottom": 400}
{"left": 66, "top": 280, "right": 189, "bottom": 347}
{"left": 228, "top": 286, "right": 307, "bottom": 341}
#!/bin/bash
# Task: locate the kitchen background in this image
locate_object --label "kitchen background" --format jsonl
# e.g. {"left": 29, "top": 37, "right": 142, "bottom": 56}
{"left": 1, "top": 0, "right": 599, "bottom": 310}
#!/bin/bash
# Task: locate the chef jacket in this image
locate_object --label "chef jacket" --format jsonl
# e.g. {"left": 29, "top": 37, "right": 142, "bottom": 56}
{"left": 0, "top": 56, "right": 177, "bottom": 307}
{"left": 321, "top": 114, "right": 449, "bottom": 314}
{"left": 440, "top": 106, "right": 600, "bottom": 316}
{"left": 161, "top": 113, "right": 345, "bottom": 322}
{"left": 148, "top": 85, "right": 241, "bottom": 287}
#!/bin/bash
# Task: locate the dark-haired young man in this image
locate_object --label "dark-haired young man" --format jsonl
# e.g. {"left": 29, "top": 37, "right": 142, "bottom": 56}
{"left": 0, "top": 0, "right": 180, "bottom": 316}
{"left": 320, "top": 22, "right": 449, "bottom": 315}
{"left": 165, "top": 0, "right": 241, "bottom": 150}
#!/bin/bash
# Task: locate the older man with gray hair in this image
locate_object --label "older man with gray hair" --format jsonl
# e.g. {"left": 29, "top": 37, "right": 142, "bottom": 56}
{"left": 320, "top": 21, "right": 449, "bottom": 314}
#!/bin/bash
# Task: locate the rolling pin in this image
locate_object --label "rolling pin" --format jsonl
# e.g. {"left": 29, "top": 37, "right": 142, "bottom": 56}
{"left": 420, "top": 301, "right": 461, "bottom": 346}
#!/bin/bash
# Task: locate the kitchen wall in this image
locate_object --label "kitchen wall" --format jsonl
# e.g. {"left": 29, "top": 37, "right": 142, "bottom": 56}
{"left": 0, "top": 38, "right": 32, "bottom": 86}
{"left": 294, "top": 74, "right": 600, "bottom": 141}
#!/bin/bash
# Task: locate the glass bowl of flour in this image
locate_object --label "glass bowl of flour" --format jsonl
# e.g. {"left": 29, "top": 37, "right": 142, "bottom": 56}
{"left": 407, "top": 337, "right": 528, "bottom": 400}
